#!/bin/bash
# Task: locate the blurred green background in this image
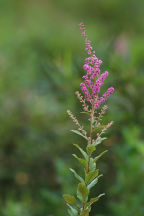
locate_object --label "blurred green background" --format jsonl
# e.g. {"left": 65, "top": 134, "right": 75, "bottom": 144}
{"left": 0, "top": 0, "right": 144, "bottom": 215}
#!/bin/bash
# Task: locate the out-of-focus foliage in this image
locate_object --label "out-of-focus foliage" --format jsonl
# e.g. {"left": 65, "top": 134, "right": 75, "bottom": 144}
{"left": 109, "top": 127, "right": 144, "bottom": 216}
{"left": 0, "top": 0, "right": 144, "bottom": 216}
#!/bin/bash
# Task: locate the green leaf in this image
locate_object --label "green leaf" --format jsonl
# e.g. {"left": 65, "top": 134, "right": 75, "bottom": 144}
{"left": 86, "top": 197, "right": 99, "bottom": 207}
{"left": 93, "top": 137, "right": 107, "bottom": 146}
{"left": 73, "top": 144, "right": 88, "bottom": 161}
{"left": 77, "top": 183, "right": 89, "bottom": 201}
{"left": 63, "top": 194, "right": 77, "bottom": 205}
{"left": 94, "top": 150, "right": 108, "bottom": 163}
{"left": 85, "top": 169, "right": 99, "bottom": 185}
{"left": 93, "top": 125, "right": 107, "bottom": 133}
{"left": 72, "top": 154, "right": 88, "bottom": 170}
{"left": 71, "top": 130, "right": 88, "bottom": 140}
{"left": 68, "top": 209, "right": 73, "bottom": 216}
{"left": 86, "top": 193, "right": 105, "bottom": 207}
{"left": 86, "top": 145, "right": 96, "bottom": 155}
{"left": 80, "top": 112, "right": 90, "bottom": 116}
{"left": 67, "top": 204, "right": 78, "bottom": 216}
{"left": 70, "top": 168, "right": 85, "bottom": 184}
{"left": 87, "top": 178, "right": 98, "bottom": 190}
{"left": 88, "top": 206, "right": 91, "bottom": 212}
{"left": 80, "top": 209, "right": 89, "bottom": 216}
{"left": 77, "top": 188, "right": 83, "bottom": 202}
{"left": 89, "top": 158, "right": 96, "bottom": 171}
{"left": 98, "top": 193, "right": 105, "bottom": 198}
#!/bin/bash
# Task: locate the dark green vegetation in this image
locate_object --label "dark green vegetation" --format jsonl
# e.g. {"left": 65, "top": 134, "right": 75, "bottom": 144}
{"left": 0, "top": 0, "right": 144, "bottom": 215}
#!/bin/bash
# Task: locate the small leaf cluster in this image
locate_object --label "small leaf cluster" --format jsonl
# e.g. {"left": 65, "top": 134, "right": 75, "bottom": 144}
{"left": 63, "top": 134, "right": 107, "bottom": 216}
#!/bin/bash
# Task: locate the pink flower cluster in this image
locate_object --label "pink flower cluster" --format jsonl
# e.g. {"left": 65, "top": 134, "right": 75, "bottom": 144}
{"left": 79, "top": 23, "right": 114, "bottom": 109}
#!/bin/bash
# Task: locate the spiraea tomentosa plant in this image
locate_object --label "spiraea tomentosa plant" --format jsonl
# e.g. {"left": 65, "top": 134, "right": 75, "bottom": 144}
{"left": 63, "top": 23, "right": 114, "bottom": 216}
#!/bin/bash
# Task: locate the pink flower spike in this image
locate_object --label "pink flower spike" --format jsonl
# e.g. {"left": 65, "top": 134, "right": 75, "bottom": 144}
{"left": 79, "top": 23, "right": 114, "bottom": 109}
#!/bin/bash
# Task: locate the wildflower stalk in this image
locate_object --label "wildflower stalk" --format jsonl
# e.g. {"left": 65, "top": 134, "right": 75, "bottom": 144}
{"left": 63, "top": 23, "right": 114, "bottom": 216}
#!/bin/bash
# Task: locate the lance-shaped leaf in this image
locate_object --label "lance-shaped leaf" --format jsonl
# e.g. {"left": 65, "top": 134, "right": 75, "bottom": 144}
{"left": 93, "top": 125, "right": 107, "bottom": 134}
{"left": 87, "top": 178, "right": 98, "bottom": 190}
{"left": 72, "top": 154, "right": 88, "bottom": 171}
{"left": 63, "top": 194, "right": 77, "bottom": 206}
{"left": 94, "top": 150, "right": 108, "bottom": 163}
{"left": 85, "top": 169, "right": 99, "bottom": 185}
{"left": 71, "top": 130, "right": 88, "bottom": 140}
{"left": 86, "top": 145, "right": 96, "bottom": 155}
{"left": 80, "top": 209, "right": 89, "bottom": 216}
{"left": 93, "top": 137, "right": 107, "bottom": 146}
{"left": 87, "top": 174, "right": 103, "bottom": 190}
{"left": 70, "top": 168, "right": 85, "bottom": 184}
{"left": 87, "top": 206, "right": 91, "bottom": 212}
{"left": 86, "top": 197, "right": 98, "bottom": 207}
{"left": 73, "top": 144, "right": 88, "bottom": 161}
{"left": 67, "top": 204, "right": 78, "bottom": 216}
{"left": 86, "top": 193, "right": 105, "bottom": 207}
{"left": 68, "top": 209, "right": 73, "bottom": 216}
{"left": 89, "top": 158, "right": 96, "bottom": 171}
{"left": 77, "top": 188, "right": 83, "bottom": 202}
{"left": 80, "top": 112, "right": 90, "bottom": 116}
{"left": 77, "top": 183, "right": 89, "bottom": 202}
